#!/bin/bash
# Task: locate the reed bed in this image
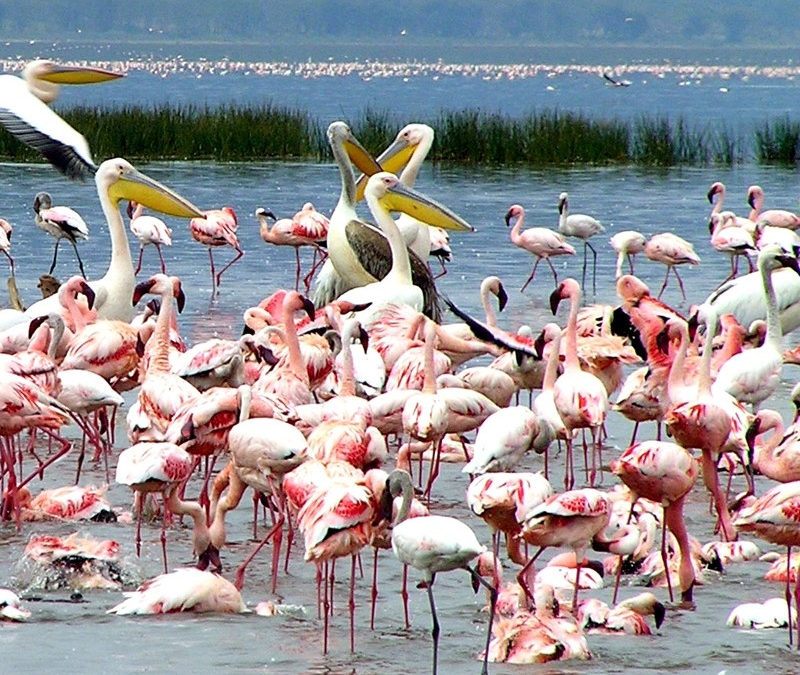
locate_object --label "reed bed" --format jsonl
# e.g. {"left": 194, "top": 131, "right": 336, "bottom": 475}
{"left": 1, "top": 103, "right": 799, "bottom": 167}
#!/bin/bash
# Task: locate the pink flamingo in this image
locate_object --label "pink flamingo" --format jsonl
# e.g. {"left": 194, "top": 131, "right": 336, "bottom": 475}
{"left": 747, "top": 409, "right": 800, "bottom": 483}
{"left": 114, "top": 440, "right": 194, "bottom": 570}
{"left": 709, "top": 211, "right": 756, "bottom": 283}
{"left": 747, "top": 184, "right": 800, "bottom": 230}
{"left": 735, "top": 481, "right": 800, "bottom": 647}
{"left": 610, "top": 440, "right": 698, "bottom": 605}
{"left": 107, "top": 567, "right": 247, "bottom": 615}
{"left": 0, "top": 218, "right": 14, "bottom": 277}
{"left": 517, "top": 488, "right": 610, "bottom": 614}
{"left": 33, "top": 191, "right": 89, "bottom": 278}
{"left": 610, "top": 230, "right": 646, "bottom": 279}
{"left": 127, "top": 200, "right": 172, "bottom": 275}
{"left": 17, "top": 484, "right": 115, "bottom": 521}
{"left": 189, "top": 206, "right": 241, "bottom": 293}
{"left": 644, "top": 232, "right": 701, "bottom": 301}
{"left": 557, "top": 192, "right": 604, "bottom": 295}
{"left": 550, "top": 278, "right": 609, "bottom": 489}
{"left": 256, "top": 203, "right": 328, "bottom": 293}
{"left": 506, "top": 204, "right": 575, "bottom": 290}
{"left": 707, "top": 181, "right": 755, "bottom": 232}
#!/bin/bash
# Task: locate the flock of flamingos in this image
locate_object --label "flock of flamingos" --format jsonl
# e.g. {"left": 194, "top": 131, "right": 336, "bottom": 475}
{"left": 4, "top": 59, "right": 800, "bottom": 674}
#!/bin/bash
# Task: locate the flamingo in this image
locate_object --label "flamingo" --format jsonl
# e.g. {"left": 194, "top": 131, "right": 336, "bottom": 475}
{"left": 0, "top": 59, "right": 123, "bottom": 179}
{"left": 33, "top": 191, "right": 89, "bottom": 278}
{"left": 517, "top": 488, "right": 611, "bottom": 613}
{"left": 127, "top": 200, "right": 172, "bottom": 275}
{"left": 734, "top": 481, "right": 800, "bottom": 647}
{"left": 550, "top": 279, "right": 609, "bottom": 489}
{"left": 189, "top": 206, "right": 241, "bottom": 293}
{"left": 0, "top": 219, "right": 14, "bottom": 278}
{"left": 17, "top": 484, "right": 115, "bottom": 522}
{"left": 747, "top": 185, "right": 800, "bottom": 230}
{"left": 709, "top": 211, "right": 756, "bottom": 283}
{"left": 391, "top": 495, "right": 497, "bottom": 675}
{"left": 610, "top": 440, "right": 698, "bottom": 604}
{"left": 707, "top": 181, "right": 755, "bottom": 233}
{"left": 256, "top": 205, "right": 328, "bottom": 293}
{"left": 462, "top": 406, "right": 540, "bottom": 474}
{"left": 746, "top": 409, "right": 800, "bottom": 483}
{"left": 578, "top": 592, "right": 666, "bottom": 635}
{"left": 114, "top": 441, "right": 194, "bottom": 570}
{"left": 610, "top": 230, "right": 646, "bottom": 279}
{"left": 644, "top": 232, "right": 701, "bottom": 301}
{"left": 24, "top": 158, "right": 203, "bottom": 323}
{"left": 727, "top": 597, "right": 796, "bottom": 629}
{"left": 107, "top": 568, "right": 248, "bottom": 615}
{"left": 506, "top": 203, "right": 575, "bottom": 290}
{"left": 557, "top": 192, "right": 604, "bottom": 295}
{"left": 713, "top": 245, "right": 800, "bottom": 409}
{"left": 0, "top": 589, "right": 30, "bottom": 621}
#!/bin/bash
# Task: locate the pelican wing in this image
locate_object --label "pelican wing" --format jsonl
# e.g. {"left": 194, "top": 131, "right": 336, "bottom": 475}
{"left": 0, "top": 75, "right": 95, "bottom": 179}
{"left": 344, "top": 219, "right": 441, "bottom": 321}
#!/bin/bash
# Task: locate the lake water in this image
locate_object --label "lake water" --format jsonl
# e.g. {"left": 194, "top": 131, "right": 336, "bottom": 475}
{"left": 1, "top": 42, "right": 800, "bottom": 674}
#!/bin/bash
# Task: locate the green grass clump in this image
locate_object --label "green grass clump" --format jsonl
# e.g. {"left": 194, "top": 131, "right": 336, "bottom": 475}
{"left": 0, "top": 103, "right": 797, "bottom": 167}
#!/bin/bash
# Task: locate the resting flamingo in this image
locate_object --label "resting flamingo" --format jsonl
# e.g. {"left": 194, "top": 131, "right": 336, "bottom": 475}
{"left": 506, "top": 203, "right": 575, "bottom": 290}
{"left": 127, "top": 200, "right": 172, "bottom": 275}
{"left": 557, "top": 192, "right": 604, "bottom": 295}
{"left": 189, "top": 206, "right": 241, "bottom": 293}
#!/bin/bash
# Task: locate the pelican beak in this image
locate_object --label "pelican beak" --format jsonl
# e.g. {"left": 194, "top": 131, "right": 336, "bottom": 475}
{"left": 107, "top": 164, "right": 203, "bottom": 218}
{"left": 133, "top": 278, "right": 156, "bottom": 305}
{"left": 344, "top": 131, "right": 383, "bottom": 180}
{"left": 379, "top": 181, "right": 474, "bottom": 232}
{"left": 355, "top": 136, "right": 417, "bottom": 201}
{"left": 38, "top": 63, "right": 125, "bottom": 85}
{"left": 81, "top": 281, "right": 96, "bottom": 309}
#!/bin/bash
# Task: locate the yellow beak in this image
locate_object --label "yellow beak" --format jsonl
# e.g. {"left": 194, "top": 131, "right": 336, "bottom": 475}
{"left": 378, "top": 181, "right": 474, "bottom": 232}
{"left": 37, "top": 63, "right": 125, "bottom": 85}
{"left": 355, "top": 136, "right": 417, "bottom": 202}
{"left": 107, "top": 166, "right": 203, "bottom": 218}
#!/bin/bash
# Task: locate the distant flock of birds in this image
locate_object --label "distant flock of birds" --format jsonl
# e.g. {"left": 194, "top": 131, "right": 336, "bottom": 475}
{"left": 4, "top": 58, "right": 800, "bottom": 674}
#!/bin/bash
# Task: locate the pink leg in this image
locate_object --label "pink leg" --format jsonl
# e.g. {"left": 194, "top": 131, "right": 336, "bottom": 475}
{"left": 370, "top": 547, "right": 380, "bottom": 630}
{"left": 135, "top": 247, "right": 144, "bottom": 275}
{"left": 520, "top": 259, "right": 541, "bottom": 292}
{"left": 349, "top": 554, "right": 357, "bottom": 652}
{"left": 156, "top": 245, "right": 167, "bottom": 274}
{"left": 215, "top": 247, "right": 244, "bottom": 288}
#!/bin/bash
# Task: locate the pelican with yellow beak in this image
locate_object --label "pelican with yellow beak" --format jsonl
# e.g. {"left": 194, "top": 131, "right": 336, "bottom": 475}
{"left": 24, "top": 157, "right": 203, "bottom": 322}
{"left": 337, "top": 171, "right": 473, "bottom": 318}
{"left": 0, "top": 59, "right": 124, "bottom": 179}
{"left": 313, "top": 121, "right": 471, "bottom": 321}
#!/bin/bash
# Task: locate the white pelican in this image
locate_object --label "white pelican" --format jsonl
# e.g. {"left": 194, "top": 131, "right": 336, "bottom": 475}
{"left": 0, "top": 59, "right": 123, "bottom": 179}
{"left": 33, "top": 191, "right": 89, "bottom": 278}
{"left": 313, "top": 121, "right": 471, "bottom": 321}
{"left": 24, "top": 158, "right": 202, "bottom": 322}
{"left": 337, "top": 172, "right": 472, "bottom": 317}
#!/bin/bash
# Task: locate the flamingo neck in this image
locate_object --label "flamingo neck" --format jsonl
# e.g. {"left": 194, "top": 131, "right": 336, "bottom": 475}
{"left": 667, "top": 323, "right": 689, "bottom": 401}
{"left": 614, "top": 250, "right": 625, "bottom": 280}
{"left": 421, "top": 321, "right": 437, "bottom": 395}
{"left": 28, "top": 325, "right": 49, "bottom": 354}
{"left": 542, "top": 333, "right": 562, "bottom": 391}
{"left": 697, "top": 312, "right": 718, "bottom": 395}
{"left": 365, "top": 192, "right": 413, "bottom": 285}
{"left": 338, "top": 324, "right": 357, "bottom": 398}
{"left": 748, "top": 194, "right": 762, "bottom": 222}
{"left": 237, "top": 385, "right": 252, "bottom": 423}
{"left": 167, "top": 485, "right": 210, "bottom": 557}
{"left": 563, "top": 288, "right": 581, "bottom": 372}
{"left": 148, "top": 289, "right": 174, "bottom": 373}
{"left": 282, "top": 304, "right": 308, "bottom": 384}
{"left": 481, "top": 283, "right": 499, "bottom": 328}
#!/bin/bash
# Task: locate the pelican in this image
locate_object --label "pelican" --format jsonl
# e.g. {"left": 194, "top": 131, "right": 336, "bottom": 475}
{"left": 0, "top": 59, "right": 124, "bottom": 179}
{"left": 24, "top": 158, "right": 203, "bottom": 322}
{"left": 355, "top": 123, "right": 436, "bottom": 262}
{"left": 337, "top": 172, "right": 472, "bottom": 317}
{"left": 313, "top": 121, "right": 471, "bottom": 321}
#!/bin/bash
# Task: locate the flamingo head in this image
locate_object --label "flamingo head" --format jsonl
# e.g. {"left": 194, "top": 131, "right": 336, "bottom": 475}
{"left": 707, "top": 181, "right": 723, "bottom": 203}
{"left": 504, "top": 204, "right": 524, "bottom": 227}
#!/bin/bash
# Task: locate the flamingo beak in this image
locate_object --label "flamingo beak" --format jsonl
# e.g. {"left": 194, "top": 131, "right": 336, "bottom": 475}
{"left": 106, "top": 162, "right": 203, "bottom": 218}
{"left": 653, "top": 601, "right": 666, "bottom": 629}
{"left": 37, "top": 62, "right": 125, "bottom": 85}
{"left": 549, "top": 287, "right": 563, "bottom": 315}
{"left": 777, "top": 253, "right": 800, "bottom": 276}
{"left": 379, "top": 181, "right": 475, "bottom": 232}
{"left": 175, "top": 286, "right": 186, "bottom": 313}
{"left": 495, "top": 283, "right": 508, "bottom": 312}
{"left": 355, "top": 136, "right": 416, "bottom": 201}
{"left": 706, "top": 185, "right": 718, "bottom": 204}
{"left": 27, "top": 315, "right": 48, "bottom": 339}
{"left": 80, "top": 281, "right": 96, "bottom": 309}
{"left": 504, "top": 209, "right": 515, "bottom": 227}
{"left": 133, "top": 279, "right": 155, "bottom": 305}
{"left": 301, "top": 296, "right": 316, "bottom": 321}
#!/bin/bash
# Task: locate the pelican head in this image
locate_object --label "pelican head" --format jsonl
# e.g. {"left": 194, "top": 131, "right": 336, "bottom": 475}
{"left": 24, "top": 59, "right": 124, "bottom": 104}
{"left": 354, "top": 123, "right": 434, "bottom": 200}
{"left": 327, "top": 121, "right": 382, "bottom": 176}
{"left": 365, "top": 171, "right": 474, "bottom": 232}
{"left": 98, "top": 158, "right": 203, "bottom": 218}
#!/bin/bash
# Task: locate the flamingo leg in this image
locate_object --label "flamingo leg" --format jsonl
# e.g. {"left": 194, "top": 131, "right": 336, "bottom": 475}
{"left": 520, "top": 258, "right": 541, "bottom": 292}
{"left": 294, "top": 248, "right": 302, "bottom": 291}
{"left": 215, "top": 246, "right": 244, "bottom": 289}
{"left": 207, "top": 248, "right": 217, "bottom": 292}
{"left": 587, "top": 240, "right": 598, "bottom": 295}
{"left": 48, "top": 238, "right": 62, "bottom": 275}
{"left": 787, "top": 545, "right": 794, "bottom": 647}
{"left": 4, "top": 251, "right": 15, "bottom": 277}
{"left": 370, "top": 547, "right": 380, "bottom": 630}
{"left": 402, "top": 564, "right": 410, "bottom": 629}
{"left": 349, "top": 554, "right": 357, "bottom": 652}
{"left": 657, "top": 265, "right": 671, "bottom": 299}
{"left": 156, "top": 245, "right": 167, "bottom": 274}
{"left": 68, "top": 238, "right": 87, "bottom": 279}
{"left": 425, "top": 574, "right": 440, "bottom": 675}
{"left": 674, "top": 268, "right": 688, "bottom": 303}
{"left": 627, "top": 252, "right": 635, "bottom": 274}
{"left": 135, "top": 246, "right": 144, "bottom": 275}
{"left": 233, "top": 510, "right": 285, "bottom": 592}
{"left": 580, "top": 242, "right": 588, "bottom": 293}
{"left": 546, "top": 257, "right": 560, "bottom": 287}
{"left": 467, "top": 565, "right": 497, "bottom": 675}
{"left": 660, "top": 512, "right": 674, "bottom": 603}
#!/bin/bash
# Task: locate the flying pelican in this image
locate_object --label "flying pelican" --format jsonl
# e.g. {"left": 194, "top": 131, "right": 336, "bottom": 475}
{"left": 33, "top": 191, "right": 89, "bottom": 278}
{"left": 24, "top": 158, "right": 203, "bottom": 323}
{"left": 0, "top": 59, "right": 124, "bottom": 179}
{"left": 313, "top": 121, "right": 471, "bottom": 321}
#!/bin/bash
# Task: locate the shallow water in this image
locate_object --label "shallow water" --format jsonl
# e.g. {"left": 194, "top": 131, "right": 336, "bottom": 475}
{"left": 1, "top": 156, "right": 800, "bottom": 674}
